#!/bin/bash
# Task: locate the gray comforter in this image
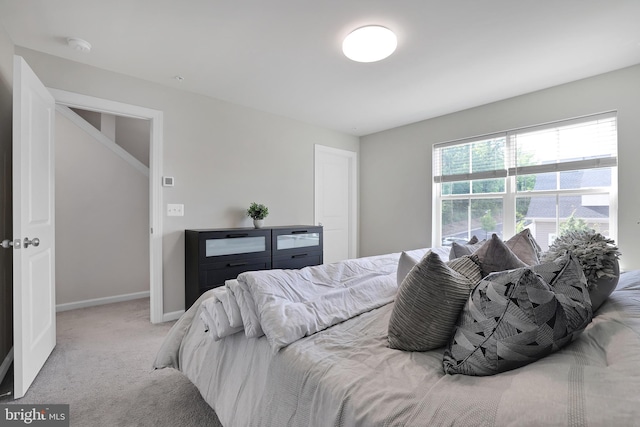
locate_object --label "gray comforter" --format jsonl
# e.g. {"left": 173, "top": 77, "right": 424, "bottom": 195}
{"left": 154, "top": 269, "right": 640, "bottom": 427}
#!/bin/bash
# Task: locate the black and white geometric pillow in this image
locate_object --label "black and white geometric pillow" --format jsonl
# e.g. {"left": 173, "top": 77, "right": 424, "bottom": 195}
{"left": 443, "top": 252, "right": 593, "bottom": 376}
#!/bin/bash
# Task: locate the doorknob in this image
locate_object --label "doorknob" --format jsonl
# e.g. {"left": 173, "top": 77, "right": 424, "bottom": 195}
{"left": 23, "top": 237, "right": 40, "bottom": 248}
{"left": 1, "top": 239, "right": 21, "bottom": 249}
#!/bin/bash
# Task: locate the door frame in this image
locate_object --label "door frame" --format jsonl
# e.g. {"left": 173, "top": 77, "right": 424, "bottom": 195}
{"left": 314, "top": 144, "right": 358, "bottom": 260}
{"left": 49, "top": 89, "right": 165, "bottom": 324}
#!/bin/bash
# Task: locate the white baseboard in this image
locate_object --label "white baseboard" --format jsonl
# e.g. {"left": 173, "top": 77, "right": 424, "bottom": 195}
{"left": 56, "top": 291, "right": 151, "bottom": 312}
{"left": 162, "top": 310, "right": 184, "bottom": 322}
{"left": 0, "top": 347, "right": 13, "bottom": 385}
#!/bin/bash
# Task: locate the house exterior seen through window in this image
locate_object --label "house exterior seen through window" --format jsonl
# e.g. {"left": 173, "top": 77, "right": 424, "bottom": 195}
{"left": 433, "top": 112, "right": 617, "bottom": 251}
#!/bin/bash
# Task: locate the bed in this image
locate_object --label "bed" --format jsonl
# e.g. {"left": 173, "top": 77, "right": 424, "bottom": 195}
{"left": 154, "top": 243, "right": 640, "bottom": 426}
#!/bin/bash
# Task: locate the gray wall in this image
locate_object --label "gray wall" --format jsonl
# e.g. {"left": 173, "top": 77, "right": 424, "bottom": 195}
{"left": 0, "top": 24, "right": 13, "bottom": 374}
{"left": 115, "top": 116, "right": 150, "bottom": 167}
{"left": 15, "top": 47, "right": 359, "bottom": 314}
{"left": 55, "top": 111, "right": 149, "bottom": 305}
{"left": 70, "top": 108, "right": 101, "bottom": 130}
{"left": 68, "top": 109, "right": 151, "bottom": 167}
{"left": 360, "top": 64, "right": 640, "bottom": 273}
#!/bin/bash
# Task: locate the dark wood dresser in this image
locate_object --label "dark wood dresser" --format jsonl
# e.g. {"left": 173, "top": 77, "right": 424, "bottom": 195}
{"left": 185, "top": 225, "right": 323, "bottom": 308}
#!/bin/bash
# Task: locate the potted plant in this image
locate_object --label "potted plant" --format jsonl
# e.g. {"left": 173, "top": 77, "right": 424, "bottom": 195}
{"left": 246, "top": 202, "right": 269, "bottom": 228}
{"left": 541, "top": 228, "right": 621, "bottom": 311}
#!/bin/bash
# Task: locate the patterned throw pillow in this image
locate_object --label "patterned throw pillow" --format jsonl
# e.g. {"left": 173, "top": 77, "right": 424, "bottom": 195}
{"left": 443, "top": 253, "right": 593, "bottom": 376}
{"left": 388, "top": 252, "right": 483, "bottom": 352}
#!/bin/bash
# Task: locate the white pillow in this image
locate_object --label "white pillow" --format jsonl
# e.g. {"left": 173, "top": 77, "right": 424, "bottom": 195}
{"left": 397, "top": 251, "right": 422, "bottom": 285}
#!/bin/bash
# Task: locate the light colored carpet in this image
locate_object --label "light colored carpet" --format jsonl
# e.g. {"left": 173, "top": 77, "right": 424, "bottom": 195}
{"left": 8, "top": 298, "right": 222, "bottom": 427}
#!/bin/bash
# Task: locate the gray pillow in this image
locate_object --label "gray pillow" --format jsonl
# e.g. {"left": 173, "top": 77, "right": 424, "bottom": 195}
{"left": 450, "top": 231, "right": 542, "bottom": 266}
{"left": 473, "top": 234, "right": 527, "bottom": 276}
{"left": 449, "top": 235, "right": 483, "bottom": 260}
{"left": 388, "top": 252, "right": 482, "bottom": 352}
{"left": 397, "top": 246, "right": 454, "bottom": 285}
{"left": 505, "top": 228, "right": 541, "bottom": 266}
{"left": 443, "top": 253, "right": 593, "bottom": 376}
{"left": 589, "top": 260, "right": 620, "bottom": 312}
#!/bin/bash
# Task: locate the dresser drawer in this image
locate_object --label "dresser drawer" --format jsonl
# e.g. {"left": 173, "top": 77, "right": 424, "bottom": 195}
{"left": 197, "top": 229, "right": 271, "bottom": 264}
{"left": 272, "top": 253, "right": 322, "bottom": 270}
{"left": 199, "top": 257, "right": 272, "bottom": 286}
{"left": 271, "top": 226, "right": 323, "bottom": 259}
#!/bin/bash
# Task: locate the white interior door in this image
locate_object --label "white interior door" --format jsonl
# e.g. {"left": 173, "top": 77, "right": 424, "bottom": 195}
{"left": 12, "top": 55, "right": 56, "bottom": 399}
{"left": 314, "top": 145, "right": 357, "bottom": 264}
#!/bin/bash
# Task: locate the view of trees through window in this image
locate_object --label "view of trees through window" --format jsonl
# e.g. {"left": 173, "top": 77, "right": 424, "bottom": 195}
{"left": 439, "top": 139, "right": 536, "bottom": 242}
{"left": 434, "top": 113, "right": 617, "bottom": 250}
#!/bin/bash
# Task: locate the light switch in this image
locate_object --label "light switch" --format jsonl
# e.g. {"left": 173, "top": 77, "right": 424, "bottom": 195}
{"left": 167, "top": 204, "right": 184, "bottom": 217}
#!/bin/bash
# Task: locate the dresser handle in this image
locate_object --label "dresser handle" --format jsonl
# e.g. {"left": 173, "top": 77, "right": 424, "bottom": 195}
{"left": 228, "top": 262, "right": 248, "bottom": 267}
{"left": 290, "top": 230, "right": 308, "bottom": 234}
{"left": 292, "top": 253, "right": 308, "bottom": 259}
{"left": 226, "top": 233, "right": 249, "bottom": 238}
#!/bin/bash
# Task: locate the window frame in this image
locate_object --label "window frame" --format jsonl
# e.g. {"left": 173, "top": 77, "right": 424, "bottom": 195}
{"left": 432, "top": 112, "right": 618, "bottom": 248}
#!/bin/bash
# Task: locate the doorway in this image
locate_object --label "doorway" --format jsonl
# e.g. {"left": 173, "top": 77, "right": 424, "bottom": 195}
{"left": 50, "top": 89, "right": 164, "bottom": 323}
{"left": 8, "top": 57, "right": 165, "bottom": 399}
{"left": 56, "top": 107, "right": 150, "bottom": 312}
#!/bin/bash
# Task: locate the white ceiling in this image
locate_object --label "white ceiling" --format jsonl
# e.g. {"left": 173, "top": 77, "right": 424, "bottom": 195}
{"left": 1, "top": 0, "right": 640, "bottom": 136}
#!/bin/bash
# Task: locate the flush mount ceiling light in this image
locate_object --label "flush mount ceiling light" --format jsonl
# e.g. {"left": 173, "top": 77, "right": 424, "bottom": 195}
{"left": 66, "top": 37, "right": 92, "bottom": 53}
{"left": 342, "top": 25, "right": 397, "bottom": 63}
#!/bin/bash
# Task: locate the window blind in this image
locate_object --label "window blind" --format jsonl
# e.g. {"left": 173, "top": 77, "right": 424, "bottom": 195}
{"left": 433, "top": 112, "right": 617, "bottom": 185}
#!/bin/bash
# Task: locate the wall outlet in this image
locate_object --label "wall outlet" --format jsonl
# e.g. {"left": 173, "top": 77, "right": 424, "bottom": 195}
{"left": 167, "top": 204, "right": 184, "bottom": 217}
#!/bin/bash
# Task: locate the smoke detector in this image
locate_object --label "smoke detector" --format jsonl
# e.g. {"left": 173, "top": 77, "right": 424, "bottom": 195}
{"left": 67, "top": 37, "right": 92, "bottom": 53}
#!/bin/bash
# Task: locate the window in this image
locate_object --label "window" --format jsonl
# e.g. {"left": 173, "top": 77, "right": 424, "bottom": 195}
{"left": 433, "top": 112, "right": 617, "bottom": 251}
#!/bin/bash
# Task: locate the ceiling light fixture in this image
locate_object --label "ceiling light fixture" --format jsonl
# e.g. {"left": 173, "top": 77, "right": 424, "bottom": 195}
{"left": 67, "top": 37, "right": 92, "bottom": 53}
{"left": 342, "top": 25, "right": 397, "bottom": 63}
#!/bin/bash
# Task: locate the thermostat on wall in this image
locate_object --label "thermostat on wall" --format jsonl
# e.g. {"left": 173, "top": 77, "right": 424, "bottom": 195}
{"left": 162, "top": 176, "right": 175, "bottom": 187}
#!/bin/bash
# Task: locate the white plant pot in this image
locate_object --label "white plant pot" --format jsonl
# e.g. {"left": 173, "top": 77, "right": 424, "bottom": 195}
{"left": 253, "top": 219, "right": 264, "bottom": 229}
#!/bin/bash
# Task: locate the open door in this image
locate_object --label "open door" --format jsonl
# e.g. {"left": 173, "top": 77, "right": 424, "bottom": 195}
{"left": 12, "top": 55, "right": 56, "bottom": 399}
